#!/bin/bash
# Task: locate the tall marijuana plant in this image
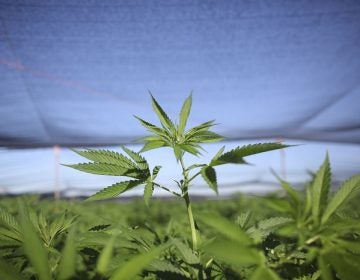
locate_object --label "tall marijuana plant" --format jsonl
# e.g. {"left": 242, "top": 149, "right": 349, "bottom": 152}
{"left": 65, "top": 94, "right": 288, "bottom": 251}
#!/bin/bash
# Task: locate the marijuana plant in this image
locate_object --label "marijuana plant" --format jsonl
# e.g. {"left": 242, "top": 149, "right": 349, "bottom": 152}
{"left": 266, "top": 155, "right": 360, "bottom": 280}
{"left": 65, "top": 93, "right": 288, "bottom": 253}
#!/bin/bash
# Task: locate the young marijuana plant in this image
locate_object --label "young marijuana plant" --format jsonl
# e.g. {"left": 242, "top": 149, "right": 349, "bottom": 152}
{"left": 65, "top": 93, "right": 288, "bottom": 252}
{"left": 260, "top": 154, "right": 360, "bottom": 280}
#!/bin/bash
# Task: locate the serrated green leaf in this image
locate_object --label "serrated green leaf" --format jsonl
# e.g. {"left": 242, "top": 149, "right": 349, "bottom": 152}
{"left": 86, "top": 180, "right": 142, "bottom": 201}
{"left": 71, "top": 149, "right": 137, "bottom": 169}
{"left": 171, "top": 238, "right": 199, "bottom": 265}
{"left": 150, "top": 94, "right": 174, "bottom": 131}
{"left": 152, "top": 166, "right": 161, "bottom": 180}
{"left": 203, "top": 239, "right": 262, "bottom": 266}
{"left": 211, "top": 153, "right": 247, "bottom": 165}
{"left": 250, "top": 267, "right": 280, "bottom": 280}
{"left": 271, "top": 169, "right": 301, "bottom": 211}
{"left": 185, "top": 120, "right": 215, "bottom": 139}
{"left": 191, "top": 131, "right": 224, "bottom": 143}
{"left": 122, "top": 146, "right": 149, "bottom": 170}
{"left": 58, "top": 226, "right": 77, "bottom": 280}
{"left": 64, "top": 162, "right": 142, "bottom": 178}
{"left": 236, "top": 211, "right": 251, "bottom": 229}
{"left": 326, "top": 218, "right": 360, "bottom": 233}
{"left": 110, "top": 243, "right": 169, "bottom": 280}
{"left": 318, "top": 254, "right": 333, "bottom": 280}
{"left": 322, "top": 249, "right": 360, "bottom": 280}
{"left": 178, "top": 93, "right": 192, "bottom": 135}
{"left": 257, "top": 217, "right": 293, "bottom": 231}
{"left": 212, "top": 143, "right": 288, "bottom": 166}
{"left": 144, "top": 181, "right": 154, "bottom": 207}
{"left": 136, "top": 135, "right": 164, "bottom": 142}
{"left": 322, "top": 174, "right": 360, "bottom": 224}
{"left": 140, "top": 141, "right": 167, "bottom": 152}
{"left": 210, "top": 146, "right": 225, "bottom": 165}
{"left": 199, "top": 213, "right": 252, "bottom": 245}
{"left": 134, "top": 116, "right": 171, "bottom": 140}
{"left": 178, "top": 143, "right": 201, "bottom": 156}
{"left": 173, "top": 145, "right": 183, "bottom": 161}
{"left": 0, "top": 227, "right": 23, "bottom": 243}
{"left": 247, "top": 217, "right": 293, "bottom": 242}
{"left": 19, "top": 204, "right": 51, "bottom": 280}
{"left": 96, "top": 233, "right": 117, "bottom": 275}
{"left": 201, "top": 166, "right": 218, "bottom": 194}
{"left": 149, "top": 260, "right": 184, "bottom": 276}
{"left": 311, "top": 154, "right": 331, "bottom": 224}
{"left": 47, "top": 212, "right": 76, "bottom": 247}
{"left": 304, "top": 184, "right": 313, "bottom": 218}
{"left": 0, "top": 257, "right": 22, "bottom": 280}
{"left": 336, "top": 240, "right": 360, "bottom": 254}
{"left": 77, "top": 232, "right": 113, "bottom": 248}
{"left": 0, "top": 206, "right": 20, "bottom": 233}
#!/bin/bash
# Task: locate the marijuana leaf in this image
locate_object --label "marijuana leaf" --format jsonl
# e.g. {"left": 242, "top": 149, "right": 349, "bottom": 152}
{"left": 201, "top": 166, "right": 218, "bottom": 194}
{"left": 136, "top": 95, "right": 224, "bottom": 160}
{"left": 311, "top": 154, "right": 331, "bottom": 225}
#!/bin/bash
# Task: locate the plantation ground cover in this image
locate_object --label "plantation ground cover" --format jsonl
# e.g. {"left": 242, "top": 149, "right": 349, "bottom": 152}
{"left": 0, "top": 185, "right": 360, "bottom": 280}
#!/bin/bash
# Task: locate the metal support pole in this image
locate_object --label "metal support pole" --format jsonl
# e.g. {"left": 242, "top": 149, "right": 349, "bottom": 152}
{"left": 276, "top": 137, "right": 287, "bottom": 180}
{"left": 53, "top": 145, "right": 61, "bottom": 200}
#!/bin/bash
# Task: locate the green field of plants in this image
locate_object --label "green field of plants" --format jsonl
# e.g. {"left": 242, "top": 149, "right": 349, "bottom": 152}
{"left": 1, "top": 95, "right": 359, "bottom": 279}
{"left": 1, "top": 176, "right": 360, "bottom": 280}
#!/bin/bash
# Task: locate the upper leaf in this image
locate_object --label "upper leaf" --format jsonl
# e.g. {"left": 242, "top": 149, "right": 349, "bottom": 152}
{"left": 321, "top": 174, "right": 360, "bottom": 224}
{"left": 311, "top": 154, "right": 331, "bottom": 224}
{"left": 150, "top": 94, "right": 175, "bottom": 131}
{"left": 140, "top": 140, "right": 167, "bottom": 153}
{"left": 178, "top": 93, "right": 192, "bottom": 135}
{"left": 211, "top": 143, "right": 289, "bottom": 166}
{"left": 178, "top": 143, "right": 201, "bottom": 156}
{"left": 271, "top": 169, "right": 301, "bottom": 213}
{"left": 185, "top": 120, "right": 215, "bottom": 139}
{"left": 134, "top": 116, "right": 171, "bottom": 142}
{"left": 189, "top": 130, "right": 224, "bottom": 143}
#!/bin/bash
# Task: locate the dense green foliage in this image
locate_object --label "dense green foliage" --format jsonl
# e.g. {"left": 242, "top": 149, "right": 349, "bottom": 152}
{"left": 1, "top": 94, "right": 359, "bottom": 279}
{"left": 0, "top": 179, "right": 360, "bottom": 280}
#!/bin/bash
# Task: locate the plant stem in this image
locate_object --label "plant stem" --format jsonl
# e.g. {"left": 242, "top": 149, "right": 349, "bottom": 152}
{"left": 188, "top": 171, "right": 201, "bottom": 183}
{"left": 183, "top": 190, "right": 198, "bottom": 250}
{"left": 180, "top": 157, "right": 198, "bottom": 251}
{"left": 153, "top": 183, "right": 181, "bottom": 197}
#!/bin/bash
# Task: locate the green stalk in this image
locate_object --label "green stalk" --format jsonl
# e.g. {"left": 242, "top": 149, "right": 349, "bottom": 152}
{"left": 180, "top": 156, "right": 198, "bottom": 251}
{"left": 183, "top": 190, "right": 198, "bottom": 251}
